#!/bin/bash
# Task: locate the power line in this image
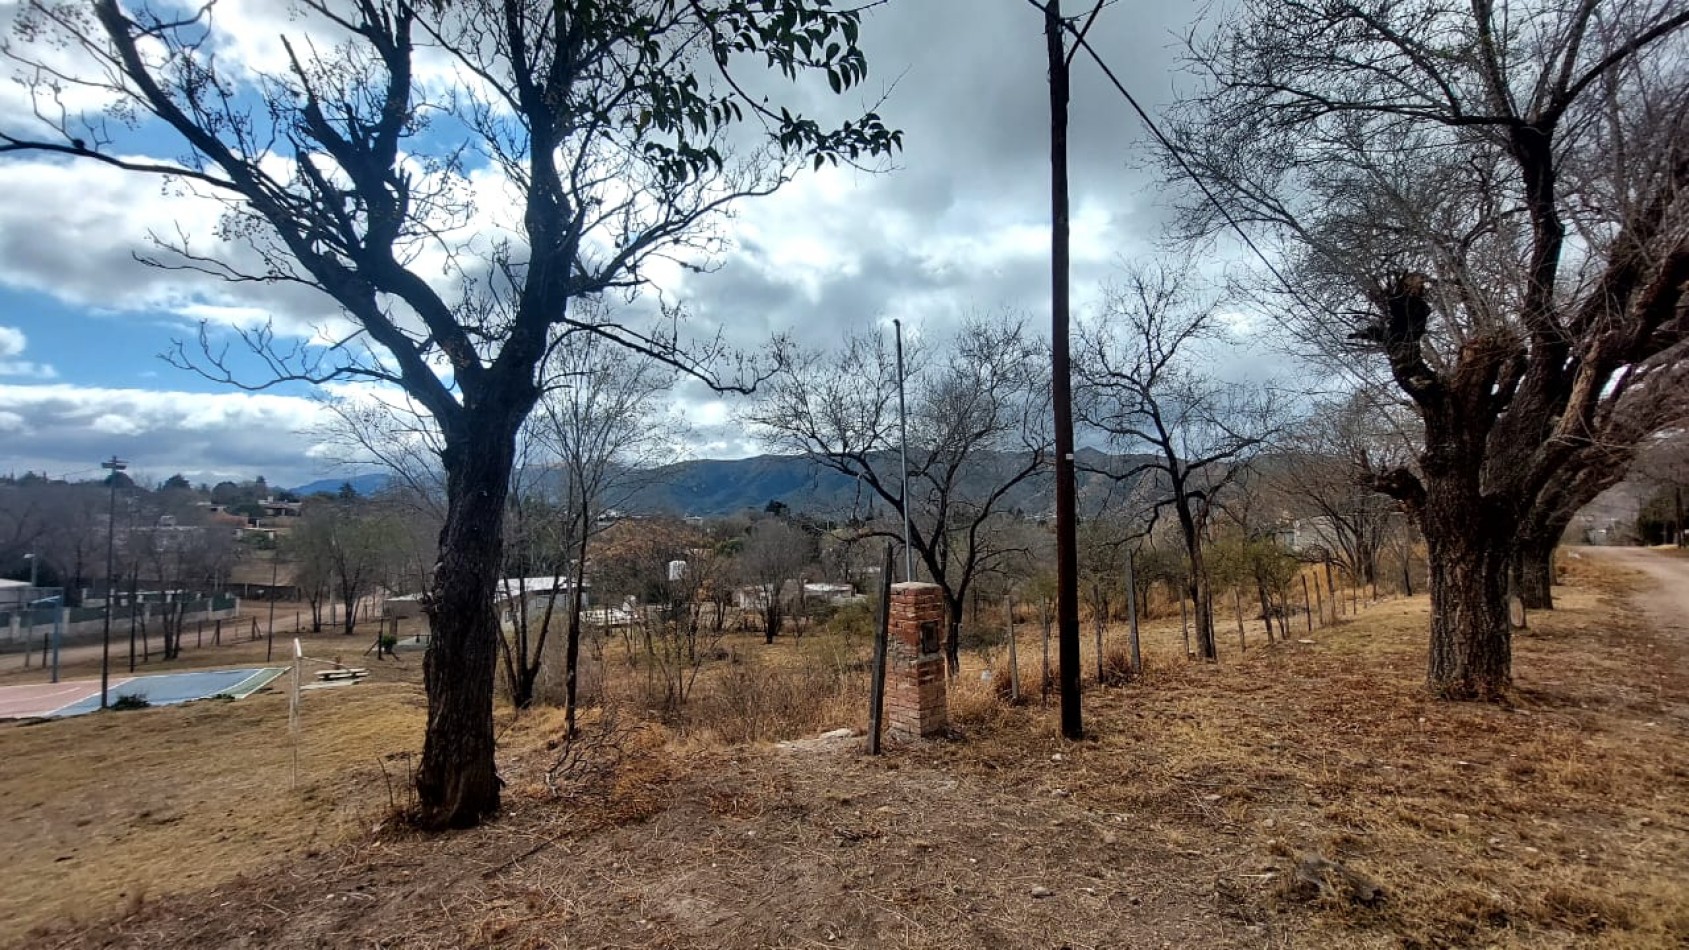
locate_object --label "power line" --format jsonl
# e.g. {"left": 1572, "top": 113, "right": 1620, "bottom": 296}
{"left": 1026, "top": 0, "right": 1302, "bottom": 299}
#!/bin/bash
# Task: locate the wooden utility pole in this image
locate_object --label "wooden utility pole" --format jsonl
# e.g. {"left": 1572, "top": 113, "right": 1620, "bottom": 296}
{"left": 1006, "top": 594, "right": 1021, "bottom": 702}
{"left": 1124, "top": 550, "right": 1141, "bottom": 674}
{"left": 1045, "top": 0, "right": 1082, "bottom": 739}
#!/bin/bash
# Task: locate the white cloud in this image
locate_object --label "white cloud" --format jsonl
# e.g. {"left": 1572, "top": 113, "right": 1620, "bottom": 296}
{"left": 0, "top": 324, "right": 56, "bottom": 378}
{"left": 0, "top": 383, "right": 338, "bottom": 486}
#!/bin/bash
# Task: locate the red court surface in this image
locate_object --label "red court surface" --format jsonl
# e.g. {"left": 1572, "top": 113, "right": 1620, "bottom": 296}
{"left": 0, "top": 679, "right": 123, "bottom": 719}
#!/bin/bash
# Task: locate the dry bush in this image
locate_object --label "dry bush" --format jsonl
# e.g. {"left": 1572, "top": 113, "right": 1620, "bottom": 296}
{"left": 1098, "top": 645, "right": 1136, "bottom": 686}
{"left": 687, "top": 637, "right": 868, "bottom": 744}
{"left": 950, "top": 670, "right": 1024, "bottom": 734}
{"left": 990, "top": 662, "right": 1032, "bottom": 706}
{"left": 531, "top": 631, "right": 606, "bottom": 710}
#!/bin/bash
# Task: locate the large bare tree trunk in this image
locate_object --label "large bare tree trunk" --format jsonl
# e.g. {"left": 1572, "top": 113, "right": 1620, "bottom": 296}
{"left": 1185, "top": 544, "right": 1216, "bottom": 661}
{"left": 1422, "top": 490, "right": 1514, "bottom": 700}
{"left": 416, "top": 409, "right": 524, "bottom": 828}
{"left": 1510, "top": 530, "right": 1558, "bottom": 611}
{"left": 564, "top": 510, "right": 591, "bottom": 738}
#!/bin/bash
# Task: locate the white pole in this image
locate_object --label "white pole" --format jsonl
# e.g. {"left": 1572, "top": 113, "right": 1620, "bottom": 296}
{"left": 894, "top": 319, "right": 914, "bottom": 583}
{"left": 290, "top": 638, "right": 303, "bottom": 786}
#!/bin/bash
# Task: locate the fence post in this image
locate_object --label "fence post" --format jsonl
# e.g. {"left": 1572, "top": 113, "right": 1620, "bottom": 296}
{"left": 1302, "top": 574, "right": 1314, "bottom": 633}
{"left": 214, "top": 618, "right": 222, "bottom": 646}
{"left": 866, "top": 544, "right": 893, "bottom": 755}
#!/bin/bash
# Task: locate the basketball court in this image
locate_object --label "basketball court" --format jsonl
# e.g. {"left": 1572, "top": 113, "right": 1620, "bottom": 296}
{"left": 0, "top": 667, "right": 287, "bottom": 719}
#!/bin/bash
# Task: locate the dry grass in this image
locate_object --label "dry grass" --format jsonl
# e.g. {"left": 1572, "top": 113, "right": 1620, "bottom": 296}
{"left": 919, "top": 555, "right": 1689, "bottom": 949}
{"left": 5, "top": 562, "right": 1686, "bottom": 948}
{"left": 0, "top": 675, "right": 425, "bottom": 942}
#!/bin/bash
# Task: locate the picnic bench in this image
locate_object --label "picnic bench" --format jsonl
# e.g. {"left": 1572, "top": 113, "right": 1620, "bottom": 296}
{"left": 314, "top": 667, "right": 369, "bottom": 683}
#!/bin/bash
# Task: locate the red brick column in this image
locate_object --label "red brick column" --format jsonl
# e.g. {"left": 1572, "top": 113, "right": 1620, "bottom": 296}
{"left": 886, "top": 582, "right": 947, "bottom": 739}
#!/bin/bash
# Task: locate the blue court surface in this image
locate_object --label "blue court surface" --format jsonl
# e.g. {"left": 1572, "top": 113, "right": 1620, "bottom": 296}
{"left": 47, "top": 667, "right": 288, "bottom": 718}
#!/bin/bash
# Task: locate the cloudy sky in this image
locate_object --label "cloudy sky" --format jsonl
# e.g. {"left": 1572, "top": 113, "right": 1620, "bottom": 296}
{"left": 0, "top": 0, "right": 1248, "bottom": 489}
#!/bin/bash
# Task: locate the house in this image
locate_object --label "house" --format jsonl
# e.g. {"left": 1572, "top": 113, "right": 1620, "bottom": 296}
{"left": 0, "top": 579, "right": 36, "bottom": 610}
{"left": 734, "top": 580, "right": 859, "bottom": 611}
{"left": 261, "top": 498, "right": 304, "bottom": 520}
{"left": 802, "top": 582, "right": 858, "bottom": 605}
{"left": 378, "top": 576, "right": 593, "bottom": 623}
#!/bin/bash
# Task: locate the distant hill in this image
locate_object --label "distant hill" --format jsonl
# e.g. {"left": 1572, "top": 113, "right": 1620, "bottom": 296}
{"left": 289, "top": 473, "right": 394, "bottom": 498}
{"left": 291, "top": 449, "right": 1149, "bottom": 519}
{"left": 622, "top": 447, "right": 1142, "bottom": 519}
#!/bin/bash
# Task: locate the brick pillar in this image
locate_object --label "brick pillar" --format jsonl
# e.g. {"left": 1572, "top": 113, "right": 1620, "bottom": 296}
{"left": 887, "top": 582, "right": 947, "bottom": 739}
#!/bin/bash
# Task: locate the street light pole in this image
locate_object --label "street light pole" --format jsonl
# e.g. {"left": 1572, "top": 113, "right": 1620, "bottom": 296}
{"left": 99, "top": 456, "right": 126, "bottom": 710}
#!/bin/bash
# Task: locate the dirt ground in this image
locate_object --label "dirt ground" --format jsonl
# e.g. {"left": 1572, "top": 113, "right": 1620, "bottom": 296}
{"left": 4, "top": 553, "right": 1687, "bottom": 949}
{"left": 1582, "top": 547, "right": 1689, "bottom": 625}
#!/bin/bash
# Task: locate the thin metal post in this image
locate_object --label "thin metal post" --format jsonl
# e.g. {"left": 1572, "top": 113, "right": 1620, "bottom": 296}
{"left": 867, "top": 543, "right": 893, "bottom": 755}
{"left": 99, "top": 456, "right": 126, "bottom": 710}
{"left": 893, "top": 319, "right": 914, "bottom": 583}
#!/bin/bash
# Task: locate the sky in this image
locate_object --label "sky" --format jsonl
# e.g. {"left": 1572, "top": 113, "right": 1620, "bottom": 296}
{"left": 0, "top": 0, "right": 1258, "bottom": 489}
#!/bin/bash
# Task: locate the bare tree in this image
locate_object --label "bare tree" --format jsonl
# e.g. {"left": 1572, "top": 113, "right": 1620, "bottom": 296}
{"left": 2, "top": 0, "right": 898, "bottom": 826}
{"left": 288, "top": 499, "right": 400, "bottom": 635}
{"left": 738, "top": 517, "right": 815, "bottom": 643}
{"left": 1511, "top": 359, "right": 1689, "bottom": 606}
{"left": 316, "top": 394, "right": 448, "bottom": 522}
{"left": 747, "top": 316, "right": 1051, "bottom": 676}
{"left": 516, "top": 329, "right": 675, "bottom": 720}
{"left": 1076, "top": 264, "right": 1285, "bottom": 661}
{"left": 1169, "top": 0, "right": 1689, "bottom": 698}
{"left": 1272, "top": 391, "right": 1418, "bottom": 589}
{"left": 124, "top": 502, "right": 234, "bottom": 659}
{"left": 27, "top": 482, "right": 109, "bottom": 606}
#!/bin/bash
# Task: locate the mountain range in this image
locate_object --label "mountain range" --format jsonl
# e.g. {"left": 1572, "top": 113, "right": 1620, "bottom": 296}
{"left": 293, "top": 448, "right": 1144, "bottom": 519}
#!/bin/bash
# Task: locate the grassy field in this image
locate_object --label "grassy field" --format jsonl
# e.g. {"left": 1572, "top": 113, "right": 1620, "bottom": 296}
{"left": 2, "top": 558, "right": 1685, "bottom": 948}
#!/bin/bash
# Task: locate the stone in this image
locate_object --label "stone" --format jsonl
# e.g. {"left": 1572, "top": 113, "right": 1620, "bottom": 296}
{"left": 1030, "top": 885, "right": 1054, "bottom": 899}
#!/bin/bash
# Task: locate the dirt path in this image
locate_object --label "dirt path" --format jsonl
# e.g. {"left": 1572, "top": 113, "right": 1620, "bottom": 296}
{"left": 1579, "top": 547, "right": 1689, "bottom": 636}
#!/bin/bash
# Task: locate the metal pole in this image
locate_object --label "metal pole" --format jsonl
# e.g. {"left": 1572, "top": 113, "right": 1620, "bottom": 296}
{"left": 50, "top": 611, "right": 61, "bottom": 683}
{"left": 893, "top": 319, "right": 914, "bottom": 583}
{"left": 99, "top": 455, "right": 126, "bottom": 710}
{"left": 1046, "top": 0, "right": 1082, "bottom": 739}
{"left": 128, "top": 571, "right": 138, "bottom": 672}
{"left": 26, "top": 553, "right": 36, "bottom": 589}
{"left": 867, "top": 543, "right": 893, "bottom": 755}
